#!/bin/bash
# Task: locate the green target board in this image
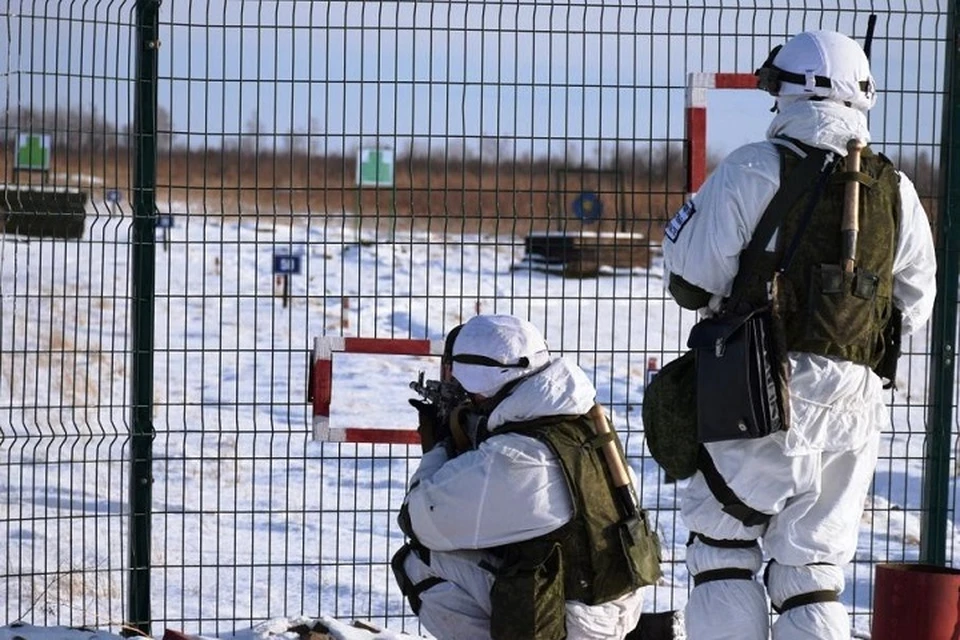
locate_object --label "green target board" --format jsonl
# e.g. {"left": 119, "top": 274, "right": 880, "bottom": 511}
{"left": 356, "top": 148, "right": 395, "bottom": 187}
{"left": 14, "top": 133, "right": 52, "bottom": 171}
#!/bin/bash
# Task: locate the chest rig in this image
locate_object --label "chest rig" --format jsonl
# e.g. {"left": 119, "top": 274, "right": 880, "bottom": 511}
{"left": 487, "top": 415, "right": 661, "bottom": 639}
{"left": 738, "top": 138, "right": 901, "bottom": 373}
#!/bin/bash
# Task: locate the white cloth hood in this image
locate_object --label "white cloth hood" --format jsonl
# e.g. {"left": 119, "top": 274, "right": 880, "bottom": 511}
{"left": 766, "top": 30, "right": 877, "bottom": 111}
{"left": 767, "top": 97, "right": 870, "bottom": 155}
{"left": 451, "top": 314, "right": 551, "bottom": 396}
{"left": 486, "top": 357, "right": 597, "bottom": 430}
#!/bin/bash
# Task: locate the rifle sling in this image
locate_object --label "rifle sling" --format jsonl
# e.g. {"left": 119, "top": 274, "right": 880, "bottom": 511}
{"left": 726, "top": 139, "right": 835, "bottom": 313}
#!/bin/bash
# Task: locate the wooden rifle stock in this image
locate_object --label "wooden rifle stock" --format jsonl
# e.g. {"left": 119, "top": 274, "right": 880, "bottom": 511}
{"left": 588, "top": 403, "right": 640, "bottom": 521}
{"left": 842, "top": 138, "right": 864, "bottom": 273}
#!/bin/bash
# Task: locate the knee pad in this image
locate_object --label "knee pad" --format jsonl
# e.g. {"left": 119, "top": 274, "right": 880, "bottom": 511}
{"left": 687, "top": 532, "right": 763, "bottom": 586}
{"left": 764, "top": 559, "right": 843, "bottom": 613}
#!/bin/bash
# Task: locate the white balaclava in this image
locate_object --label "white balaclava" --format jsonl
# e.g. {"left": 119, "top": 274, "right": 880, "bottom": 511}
{"left": 450, "top": 314, "right": 551, "bottom": 397}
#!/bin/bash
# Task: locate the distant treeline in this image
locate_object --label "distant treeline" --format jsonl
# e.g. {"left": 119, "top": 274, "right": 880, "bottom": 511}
{"left": 0, "top": 107, "right": 940, "bottom": 235}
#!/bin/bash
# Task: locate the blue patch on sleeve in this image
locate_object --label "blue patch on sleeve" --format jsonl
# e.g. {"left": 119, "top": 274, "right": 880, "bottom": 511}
{"left": 665, "top": 201, "right": 696, "bottom": 242}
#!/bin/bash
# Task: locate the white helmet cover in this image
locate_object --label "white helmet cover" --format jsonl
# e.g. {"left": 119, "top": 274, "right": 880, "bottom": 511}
{"left": 756, "top": 30, "right": 877, "bottom": 111}
{"left": 451, "top": 314, "right": 551, "bottom": 397}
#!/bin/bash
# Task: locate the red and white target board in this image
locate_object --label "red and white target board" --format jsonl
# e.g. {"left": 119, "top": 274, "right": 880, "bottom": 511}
{"left": 685, "top": 72, "right": 757, "bottom": 194}
{"left": 310, "top": 336, "right": 445, "bottom": 445}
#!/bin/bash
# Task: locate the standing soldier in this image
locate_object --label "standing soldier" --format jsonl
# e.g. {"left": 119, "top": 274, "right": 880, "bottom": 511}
{"left": 662, "top": 30, "right": 937, "bottom": 639}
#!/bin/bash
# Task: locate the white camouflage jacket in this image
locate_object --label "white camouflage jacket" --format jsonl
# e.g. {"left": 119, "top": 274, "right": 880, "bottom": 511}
{"left": 404, "top": 356, "right": 594, "bottom": 551}
{"left": 402, "top": 356, "right": 644, "bottom": 638}
{"left": 662, "top": 97, "right": 937, "bottom": 454}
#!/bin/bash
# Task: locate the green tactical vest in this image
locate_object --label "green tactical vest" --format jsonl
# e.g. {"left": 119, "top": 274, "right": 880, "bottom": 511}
{"left": 486, "top": 415, "right": 662, "bottom": 640}
{"left": 737, "top": 141, "right": 901, "bottom": 372}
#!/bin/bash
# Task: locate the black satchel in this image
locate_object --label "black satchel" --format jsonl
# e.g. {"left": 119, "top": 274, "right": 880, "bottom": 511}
{"left": 687, "top": 139, "right": 838, "bottom": 443}
{"left": 688, "top": 307, "right": 783, "bottom": 442}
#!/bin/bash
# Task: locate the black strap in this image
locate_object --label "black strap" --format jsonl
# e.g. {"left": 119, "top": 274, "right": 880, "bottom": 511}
{"left": 762, "top": 559, "right": 835, "bottom": 587}
{"left": 776, "top": 156, "right": 838, "bottom": 276}
{"left": 410, "top": 576, "right": 445, "bottom": 597}
{"left": 726, "top": 139, "right": 835, "bottom": 313}
{"left": 763, "top": 560, "right": 840, "bottom": 614}
{"left": 773, "top": 589, "right": 840, "bottom": 614}
{"left": 451, "top": 352, "right": 531, "bottom": 368}
{"left": 687, "top": 532, "right": 759, "bottom": 549}
{"left": 397, "top": 503, "right": 417, "bottom": 541}
{"left": 441, "top": 325, "right": 464, "bottom": 365}
{"left": 391, "top": 543, "right": 446, "bottom": 615}
{"left": 774, "top": 69, "right": 871, "bottom": 94}
{"left": 693, "top": 568, "right": 755, "bottom": 587}
{"left": 697, "top": 447, "right": 772, "bottom": 528}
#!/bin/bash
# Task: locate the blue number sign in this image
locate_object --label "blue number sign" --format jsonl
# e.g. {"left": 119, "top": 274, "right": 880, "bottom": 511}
{"left": 273, "top": 254, "right": 301, "bottom": 275}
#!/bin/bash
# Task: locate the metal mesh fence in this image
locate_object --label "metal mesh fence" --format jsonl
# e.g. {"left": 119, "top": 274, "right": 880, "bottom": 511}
{"left": 0, "top": 1, "right": 956, "bottom": 637}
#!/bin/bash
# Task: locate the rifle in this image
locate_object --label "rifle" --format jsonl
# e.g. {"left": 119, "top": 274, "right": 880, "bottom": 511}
{"left": 409, "top": 372, "right": 469, "bottom": 450}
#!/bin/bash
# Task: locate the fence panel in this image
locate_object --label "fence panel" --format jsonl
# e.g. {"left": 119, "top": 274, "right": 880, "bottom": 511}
{"left": 0, "top": 1, "right": 954, "bottom": 637}
{"left": 0, "top": 0, "right": 137, "bottom": 629}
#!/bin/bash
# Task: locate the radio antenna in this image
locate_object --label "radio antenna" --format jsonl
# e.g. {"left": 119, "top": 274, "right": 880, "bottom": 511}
{"left": 864, "top": 13, "right": 878, "bottom": 60}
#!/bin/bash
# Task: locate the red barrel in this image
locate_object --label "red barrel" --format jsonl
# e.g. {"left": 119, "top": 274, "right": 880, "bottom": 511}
{"left": 872, "top": 563, "right": 960, "bottom": 640}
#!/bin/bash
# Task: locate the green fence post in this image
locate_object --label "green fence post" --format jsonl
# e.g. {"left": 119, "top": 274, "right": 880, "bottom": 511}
{"left": 921, "top": 1, "right": 960, "bottom": 567}
{"left": 128, "top": 0, "right": 161, "bottom": 634}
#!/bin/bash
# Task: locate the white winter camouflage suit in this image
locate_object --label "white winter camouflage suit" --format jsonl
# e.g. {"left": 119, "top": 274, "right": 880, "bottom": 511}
{"left": 662, "top": 95, "right": 937, "bottom": 640}
{"left": 400, "top": 357, "right": 645, "bottom": 640}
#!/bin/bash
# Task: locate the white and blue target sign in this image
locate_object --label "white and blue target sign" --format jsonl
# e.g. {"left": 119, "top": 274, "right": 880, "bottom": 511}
{"left": 273, "top": 254, "right": 302, "bottom": 275}
{"left": 571, "top": 192, "right": 603, "bottom": 222}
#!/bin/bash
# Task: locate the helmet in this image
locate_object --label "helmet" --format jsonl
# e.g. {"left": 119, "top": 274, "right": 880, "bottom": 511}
{"left": 755, "top": 30, "right": 876, "bottom": 111}
{"left": 450, "top": 314, "right": 551, "bottom": 397}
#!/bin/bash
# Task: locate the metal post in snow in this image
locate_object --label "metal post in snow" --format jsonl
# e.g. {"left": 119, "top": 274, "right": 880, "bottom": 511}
{"left": 921, "top": 0, "right": 960, "bottom": 566}
{"left": 128, "top": 0, "right": 161, "bottom": 635}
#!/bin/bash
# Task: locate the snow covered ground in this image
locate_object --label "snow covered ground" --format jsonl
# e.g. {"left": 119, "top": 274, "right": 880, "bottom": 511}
{"left": 0, "top": 203, "right": 952, "bottom": 638}
{"left": 0, "top": 616, "right": 416, "bottom": 640}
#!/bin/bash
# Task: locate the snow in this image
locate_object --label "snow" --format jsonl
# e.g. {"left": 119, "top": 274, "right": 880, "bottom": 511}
{"left": 0, "top": 616, "right": 417, "bottom": 639}
{"left": 0, "top": 203, "right": 951, "bottom": 638}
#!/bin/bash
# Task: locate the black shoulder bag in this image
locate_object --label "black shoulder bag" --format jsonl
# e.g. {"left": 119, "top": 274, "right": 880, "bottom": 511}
{"left": 687, "top": 140, "right": 838, "bottom": 443}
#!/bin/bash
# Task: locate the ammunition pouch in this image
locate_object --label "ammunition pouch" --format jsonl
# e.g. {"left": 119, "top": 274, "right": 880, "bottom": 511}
{"left": 687, "top": 308, "right": 786, "bottom": 442}
{"left": 490, "top": 415, "right": 661, "bottom": 633}
{"left": 876, "top": 306, "right": 903, "bottom": 389}
{"left": 612, "top": 512, "right": 664, "bottom": 592}
{"left": 490, "top": 542, "right": 566, "bottom": 640}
